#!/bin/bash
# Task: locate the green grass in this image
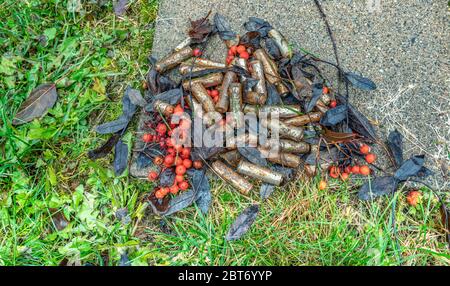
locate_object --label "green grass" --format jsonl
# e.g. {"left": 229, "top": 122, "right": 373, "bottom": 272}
{"left": 0, "top": 1, "right": 448, "bottom": 266}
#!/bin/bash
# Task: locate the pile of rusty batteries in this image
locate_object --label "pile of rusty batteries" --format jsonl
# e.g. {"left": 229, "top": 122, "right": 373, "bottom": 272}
{"left": 146, "top": 15, "right": 336, "bottom": 197}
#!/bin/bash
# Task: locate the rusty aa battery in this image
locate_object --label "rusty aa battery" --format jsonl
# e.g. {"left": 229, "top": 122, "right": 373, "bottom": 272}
{"left": 249, "top": 60, "right": 267, "bottom": 103}
{"left": 268, "top": 29, "right": 290, "bottom": 58}
{"left": 179, "top": 64, "right": 217, "bottom": 75}
{"left": 254, "top": 49, "right": 280, "bottom": 85}
{"left": 284, "top": 112, "right": 323, "bottom": 126}
{"left": 182, "top": 73, "right": 224, "bottom": 90}
{"left": 243, "top": 91, "right": 267, "bottom": 105}
{"left": 237, "top": 160, "right": 284, "bottom": 186}
{"left": 191, "top": 83, "right": 216, "bottom": 113}
{"left": 153, "top": 100, "right": 174, "bottom": 117}
{"left": 258, "top": 148, "right": 301, "bottom": 168}
{"left": 212, "top": 160, "right": 253, "bottom": 195}
{"left": 216, "top": 71, "right": 237, "bottom": 113}
{"left": 315, "top": 100, "right": 329, "bottom": 114}
{"left": 261, "top": 139, "right": 310, "bottom": 154}
{"left": 261, "top": 118, "right": 304, "bottom": 141}
{"left": 155, "top": 46, "right": 193, "bottom": 73}
{"left": 229, "top": 83, "right": 244, "bottom": 128}
{"left": 235, "top": 58, "right": 248, "bottom": 82}
{"left": 275, "top": 82, "right": 290, "bottom": 97}
{"left": 174, "top": 37, "right": 192, "bottom": 52}
{"left": 184, "top": 58, "right": 226, "bottom": 69}
{"left": 220, "top": 150, "right": 242, "bottom": 167}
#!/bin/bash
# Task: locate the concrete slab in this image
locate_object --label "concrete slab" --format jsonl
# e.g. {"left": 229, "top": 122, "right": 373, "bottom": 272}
{"left": 133, "top": 0, "right": 449, "bottom": 189}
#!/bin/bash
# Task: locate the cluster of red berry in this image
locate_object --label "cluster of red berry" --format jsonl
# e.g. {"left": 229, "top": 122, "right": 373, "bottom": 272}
{"left": 142, "top": 104, "right": 203, "bottom": 199}
{"left": 207, "top": 88, "right": 220, "bottom": 104}
{"left": 226, "top": 45, "right": 250, "bottom": 65}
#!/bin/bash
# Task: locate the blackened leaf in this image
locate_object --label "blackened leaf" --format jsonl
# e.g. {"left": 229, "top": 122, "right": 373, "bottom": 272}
{"left": 230, "top": 65, "right": 252, "bottom": 78}
{"left": 114, "top": 0, "right": 129, "bottom": 16}
{"left": 244, "top": 17, "right": 272, "bottom": 38}
{"left": 260, "top": 184, "right": 275, "bottom": 200}
{"left": 272, "top": 165, "right": 295, "bottom": 182}
{"left": 416, "top": 166, "right": 433, "bottom": 178}
{"left": 226, "top": 205, "right": 259, "bottom": 241}
{"left": 118, "top": 252, "right": 130, "bottom": 266}
{"left": 145, "top": 88, "right": 182, "bottom": 112}
{"left": 147, "top": 68, "right": 159, "bottom": 94}
{"left": 320, "top": 105, "right": 348, "bottom": 126}
{"left": 160, "top": 168, "right": 176, "bottom": 187}
{"left": 95, "top": 115, "right": 129, "bottom": 134}
{"left": 386, "top": 130, "right": 403, "bottom": 168}
{"left": 13, "top": 83, "right": 58, "bottom": 125}
{"left": 305, "top": 83, "right": 323, "bottom": 112}
{"left": 136, "top": 152, "right": 153, "bottom": 169}
{"left": 239, "top": 31, "right": 261, "bottom": 49}
{"left": 182, "top": 68, "right": 227, "bottom": 80}
{"left": 191, "top": 146, "right": 225, "bottom": 161}
{"left": 122, "top": 88, "right": 137, "bottom": 119}
{"left": 244, "top": 78, "right": 259, "bottom": 91}
{"left": 157, "top": 74, "right": 177, "bottom": 92}
{"left": 164, "top": 190, "right": 197, "bottom": 217}
{"left": 264, "top": 38, "right": 281, "bottom": 60}
{"left": 189, "top": 169, "right": 211, "bottom": 214}
{"left": 189, "top": 12, "right": 213, "bottom": 43}
{"left": 394, "top": 155, "right": 425, "bottom": 181}
{"left": 336, "top": 95, "right": 377, "bottom": 141}
{"left": 50, "top": 209, "right": 69, "bottom": 231}
{"left": 113, "top": 140, "right": 128, "bottom": 176}
{"left": 213, "top": 13, "right": 236, "bottom": 40}
{"left": 88, "top": 133, "right": 121, "bottom": 160}
{"left": 148, "top": 192, "right": 170, "bottom": 215}
{"left": 345, "top": 72, "right": 377, "bottom": 91}
{"left": 238, "top": 147, "right": 268, "bottom": 167}
{"left": 358, "top": 176, "right": 399, "bottom": 201}
{"left": 439, "top": 204, "right": 450, "bottom": 248}
{"left": 266, "top": 83, "right": 282, "bottom": 105}
{"left": 125, "top": 87, "right": 146, "bottom": 107}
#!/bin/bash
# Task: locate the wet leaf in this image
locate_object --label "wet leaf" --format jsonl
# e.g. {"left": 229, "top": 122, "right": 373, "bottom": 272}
{"left": 113, "top": 140, "right": 128, "bottom": 176}
{"left": 260, "top": 184, "right": 275, "bottom": 200}
{"left": 244, "top": 17, "right": 272, "bottom": 38}
{"left": 136, "top": 152, "right": 153, "bottom": 169}
{"left": 386, "top": 130, "right": 403, "bottom": 168}
{"left": 344, "top": 72, "right": 376, "bottom": 91}
{"left": 320, "top": 104, "right": 348, "bottom": 126}
{"left": 50, "top": 209, "right": 69, "bottom": 231}
{"left": 160, "top": 168, "right": 175, "bottom": 187}
{"left": 358, "top": 176, "right": 399, "bottom": 201}
{"left": 213, "top": 13, "right": 236, "bottom": 40}
{"left": 125, "top": 86, "right": 146, "bottom": 107}
{"left": 266, "top": 83, "right": 282, "bottom": 105}
{"left": 122, "top": 88, "right": 137, "bottom": 119}
{"left": 189, "top": 12, "right": 213, "bottom": 43}
{"left": 95, "top": 115, "right": 129, "bottom": 134}
{"left": 189, "top": 169, "right": 211, "bottom": 214}
{"left": 88, "top": 133, "right": 121, "bottom": 160}
{"left": 164, "top": 190, "right": 197, "bottom": 217}
{"left": 394, "top": 155, "right": 425, "bottom": 181}
{"left": 148, "top": 192, "right": 170, "bottom": 214}
{"left": 336, "top": 95, "right": 377, "bottom": 141}
{"left": 272, "top": 165, "right": 295, "bottom": 182}
{"left": 264, "top": 38, "right": 281, "bottom": 60}
{"left": 239, "top": 31, "right": 262, "bottom": 49}
{"left": 439, "top": 204, "right": 450, "bottom": 248}
{"left": 305, "top": 83, "right": 323, "bottom": 112}
{"left": 113, "top": 0, "right": 129, "bottom": 16}
{"left": 191, "top": 146, "right": 225, "bottom": 161}
{"left": 226, "top": 205, "right": 259, "bottom": 241}
{"left": 238, "top": 147, "right": 268, "bottom": 167}
{"left": 13, "top": 83, "right": 58, "bottom": 125}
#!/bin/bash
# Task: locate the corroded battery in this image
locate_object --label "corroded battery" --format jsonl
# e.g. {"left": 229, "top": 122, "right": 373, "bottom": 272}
{"left": 212, "top": 160, "right": 253, "bottom": 195}
{"left": 261, "top": 118, "right": 304, "bottom": 141}
{"left": 182, "top": 73, "right": 224, "bottom": 90}
{"left": 155, "top": 46, "right": 193, "bottom": 73}
{"left": 216, "top": 71, "right": 237, "bottom": 113}
{"left": 284, "top": 112, "right": 323, "bottom": 126}
{"left": 191, "top": 83, "right": 216, "bottom": 113}
{"left": 237, "top": 160, "right": 284, "bottom": 186}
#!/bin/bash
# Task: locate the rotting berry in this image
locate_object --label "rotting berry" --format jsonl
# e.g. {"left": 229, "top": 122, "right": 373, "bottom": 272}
{"left": 318, "top": 180, "right": 327, "bottom": 191}
{"left": 153, "top": 156, "right": 163, "bottom": 165}
{"left": 406, "top": 190, "right": 422, "bottom": 207}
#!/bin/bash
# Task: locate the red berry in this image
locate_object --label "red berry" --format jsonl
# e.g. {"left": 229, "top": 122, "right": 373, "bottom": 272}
{"left": 156, "top": 123, "right": 167, "bottom": 135}
{"left": 359, "top": 165, "right": 371, "bottom": 176}
{"left": 329, "top": 100, "right": 337, "bottom": 108}
{"left": 179, "top": 181, "right": 189, "bottom": 191}
{"left": 239, "top": 51, "right": 249, "bottom": 60}
{"left": 193, "top": 160, "right": 203, "bottom": 169}
{"left": 142, "top": 133, "right": 153, "bottom": 143}
{"left": 318, "top": 180, "right": 327, "bottom": 191}
{"left": 155, "top": 190, "right": 164, "bottom": 199}
{"left": 211, "top": 89, "right": 219, "bottom": 97}
{"left": 329, "top": 166, "right": 340, "bottom": 179}
{"left": 166, "top": 137, "right": 174, "bottom": 147}
{"left": 230, "top": 45, "right": 238, "bottom": 55}
{"left": 167, "top": 148, "right": 176, "bottom": 155}
{"left": 228, "top": 49, "right": 234, "bottom": 56}
{"left": 406, "top": 191, "right": 421, "bottom": 207}
{"left": 173, "top": 105, "right": 184, "bottom": 115}
{"left": 236, "top": 45, "right": 246, "bottom": 54}
{"left": 207, "top": 89, "right": 212, "bottom": 95}
{"left": 226, "top": 56, "right": 234, "bottom": 65}
{"left": 341, "top": 172, "right": 349, "bottom": 181}
{"left": 365, "top": 153, "right": 377, "bottom": 164}
{"left": 159, "top": 141, "right": 166, "bottom": 149}
{"left": 193, "top": 48, "right": 202, "bottom": 57}
{"left": 323, "top": 86, "right": 330, "bottom": 94}
{"left": 212, "top": 96, "right": 219, "bottom": 103}
{"left": 182, "top": 159, "right": 192, "bottom": 169}
{"left": 175, "top": 165, "right": 187, "bottom": 175}
{"left": 360, "top": 144, "right": 370, "bottom": 155}
{"left": 180, "top": 148, "right": 191, "bottom": 159}
{"left": 351, "top": 165, "right": 360, "bottom": 174}
{"left": 345, "top": 166, "right": 352, "bottom": 174}
{"left": 164, "top": 155, "right": 175, "bottom": 166}
{"left": 160, "top": 187, "right": 170, "bottom": 196}
{"left": 148, "top": 171, "right": 158, "bottom": 181}
{"left": 169, "top": 184, "right": 179, "bottom": 194}
{"left": 175, "top": 175, "right": 184, "bottom": 183}
{"left": 153, "top": 156, "right": 163, "bottom": 165}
